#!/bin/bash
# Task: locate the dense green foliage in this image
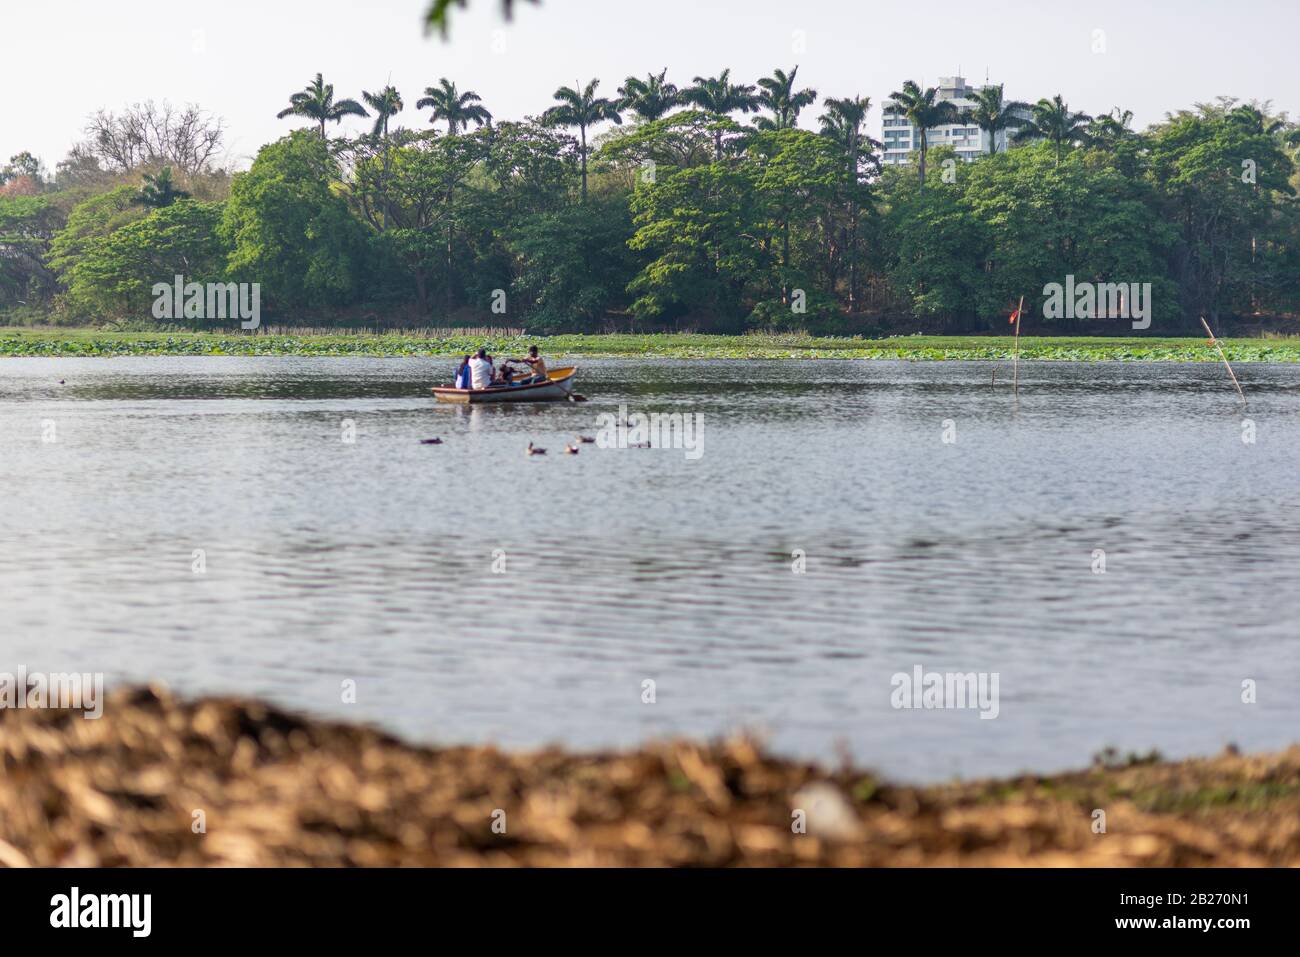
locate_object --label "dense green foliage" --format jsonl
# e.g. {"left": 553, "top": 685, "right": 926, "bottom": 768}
{"left": 64, "top": 201, "right": 225, "bottom": 317}
{"left": 221, "top": 132, "right": 368, "bottom": 310}
{"left": 2, "top": 74, "right": 1297, "bottom": 335}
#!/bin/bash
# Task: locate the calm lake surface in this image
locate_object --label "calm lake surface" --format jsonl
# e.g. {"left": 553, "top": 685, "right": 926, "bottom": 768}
{"left": 2, "top": 356, "right": 1298, "bottom": 781}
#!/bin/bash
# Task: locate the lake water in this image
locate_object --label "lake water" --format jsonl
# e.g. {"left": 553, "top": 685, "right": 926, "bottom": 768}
{"left": 2, "top": 356, "right": 1297, "bottom": 781}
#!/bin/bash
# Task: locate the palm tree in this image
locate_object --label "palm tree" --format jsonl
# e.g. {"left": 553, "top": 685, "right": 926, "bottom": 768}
{"left": 618, "top": 69, "right": 679, "bottom": 121}
{"left": 1014, "top": 95, "right": 1092, "bottom": 162}
{"left": 542, "top": 79, "right": 623, "bottom": 201}
{"left": 887, "top": 81, "right": 959, "bottom": 186}
{"left": 362, "top": 86, "right": 404, "bottom": 139}
{"left": 361, "top": 86, "right": 404, "bottom": 233}
{"left": 413, "top": 78, "right": 491, "bottom": 314}
{"left": 681, "top": 69, "right": 760, "bottom": 160}
{"left": 416, "top": 79, "right": 492, "bottom": 134}
{"left": 819, "top": 95, "right": 874, "bottom": 157}
{"left": 754, "top": 66, "right": 817, "bottom": 131}
{"left": 1086, "top": 108, "right": 1136, "bottom": 149}
{"left": 277, "top": 73, "right": 369, "bottom": 138}
{"left": 819, "top": 95, "right": 875, "bottom": 311}
{"left": 133, "top": 166, "right": 190, "bottom": 209}
{"left": 967, "top": 84, "right": 1030, "bottom": 155}
{"left": 1226, "top": 103, "right": 1286, "bottom": 137}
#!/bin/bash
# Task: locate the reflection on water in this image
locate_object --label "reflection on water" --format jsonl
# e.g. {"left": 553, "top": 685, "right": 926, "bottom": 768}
{"left": 1, "top": 356, "right": 1298, "bottom": 781}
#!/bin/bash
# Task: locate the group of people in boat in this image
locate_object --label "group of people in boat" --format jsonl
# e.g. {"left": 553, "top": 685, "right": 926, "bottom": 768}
{"left": 453, "top": 346, "right": 548, "bottom": 390}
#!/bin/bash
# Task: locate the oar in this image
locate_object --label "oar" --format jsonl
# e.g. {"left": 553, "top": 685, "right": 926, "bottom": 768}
{"left": 1200, "top": 317, "right": 1246, "bottom": 407}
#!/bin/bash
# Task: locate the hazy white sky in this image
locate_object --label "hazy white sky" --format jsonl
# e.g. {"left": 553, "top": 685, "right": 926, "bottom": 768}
{"left": 4, "top": 0, "right": 1296, "bottom": 171}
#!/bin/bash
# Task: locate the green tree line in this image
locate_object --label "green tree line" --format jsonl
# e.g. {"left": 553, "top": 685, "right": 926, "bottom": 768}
{"left": 2, "top": 73, "right": 1298, "bottom": 333}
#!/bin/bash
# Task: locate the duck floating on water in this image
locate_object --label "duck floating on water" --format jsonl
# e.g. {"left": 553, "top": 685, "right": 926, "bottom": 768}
{"left": 419, "top": 437, "right": 443, "bottom": 445}
{"left": 526, "top": 442, "right": 546, "bottom": 456}
{"left": 575, "top": 435, "right": 595, "bottom": 444}
{"left": 563, "top": 444, "right": 579, "bottom": 455}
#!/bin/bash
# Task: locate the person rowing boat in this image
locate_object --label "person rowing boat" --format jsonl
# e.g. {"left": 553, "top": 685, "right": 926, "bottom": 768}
{"left": 508, "top": 345, "right": 548, "bottom": 385}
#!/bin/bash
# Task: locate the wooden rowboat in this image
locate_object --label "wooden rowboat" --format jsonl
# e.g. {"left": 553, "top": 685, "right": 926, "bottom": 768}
{"left": 431, "top": 366, "right": 579, "bottom": 404}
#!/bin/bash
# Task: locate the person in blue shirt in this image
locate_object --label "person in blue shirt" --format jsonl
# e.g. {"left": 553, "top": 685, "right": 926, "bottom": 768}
{"left": 453, "top": 355, "right": 471, "bottom": 390}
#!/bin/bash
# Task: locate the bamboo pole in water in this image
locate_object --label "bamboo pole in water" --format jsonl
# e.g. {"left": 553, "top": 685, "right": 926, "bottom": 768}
{"left": 1200, "top": 316, "right": 1247, "bottom": 406}
{"left": 1011, "top": 295, "right": 1024, "bottom": 398}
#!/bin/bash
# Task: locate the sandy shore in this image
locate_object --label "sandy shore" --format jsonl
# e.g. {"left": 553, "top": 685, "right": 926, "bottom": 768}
{"left": 1, "top": 686, "right": 1297, "bottom": 866}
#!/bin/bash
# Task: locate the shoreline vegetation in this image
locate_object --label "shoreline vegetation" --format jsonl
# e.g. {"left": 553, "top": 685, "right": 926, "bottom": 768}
{"left": 3, "top": 70, "right": 1299, "bottom": 338}
{"left": 1, "top": 685, "right": 1297, "bottom": 866}
{"left": 3, "top": 327, "right": 1299, "bottom": 361}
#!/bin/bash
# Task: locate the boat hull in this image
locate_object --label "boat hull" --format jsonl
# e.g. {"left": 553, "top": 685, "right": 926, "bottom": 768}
{"left": 431, "top": 366, "right": 578, "bottom": 403}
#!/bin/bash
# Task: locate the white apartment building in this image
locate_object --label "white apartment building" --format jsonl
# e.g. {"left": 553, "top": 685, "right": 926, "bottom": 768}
{"left": 881, "top": 76, "right": 1025, "bottom": 166}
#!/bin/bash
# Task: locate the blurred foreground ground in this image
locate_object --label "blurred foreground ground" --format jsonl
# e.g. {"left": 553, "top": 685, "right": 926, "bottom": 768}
{"left": 2, "top": 687, "right": 1297, "bottom": 866}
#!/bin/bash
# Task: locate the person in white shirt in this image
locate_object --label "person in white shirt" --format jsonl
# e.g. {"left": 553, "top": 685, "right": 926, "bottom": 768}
{"left": 468, "top": 349, "right": 494, "bottom": 390}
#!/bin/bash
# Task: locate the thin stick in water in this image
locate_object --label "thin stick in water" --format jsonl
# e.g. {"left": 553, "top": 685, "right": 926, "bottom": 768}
{"left": 1012, "top": 295, "right": 1024, "bottom": 398}
{"left": 1200, "top": 317, "right": 1246, "bottom": 406}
